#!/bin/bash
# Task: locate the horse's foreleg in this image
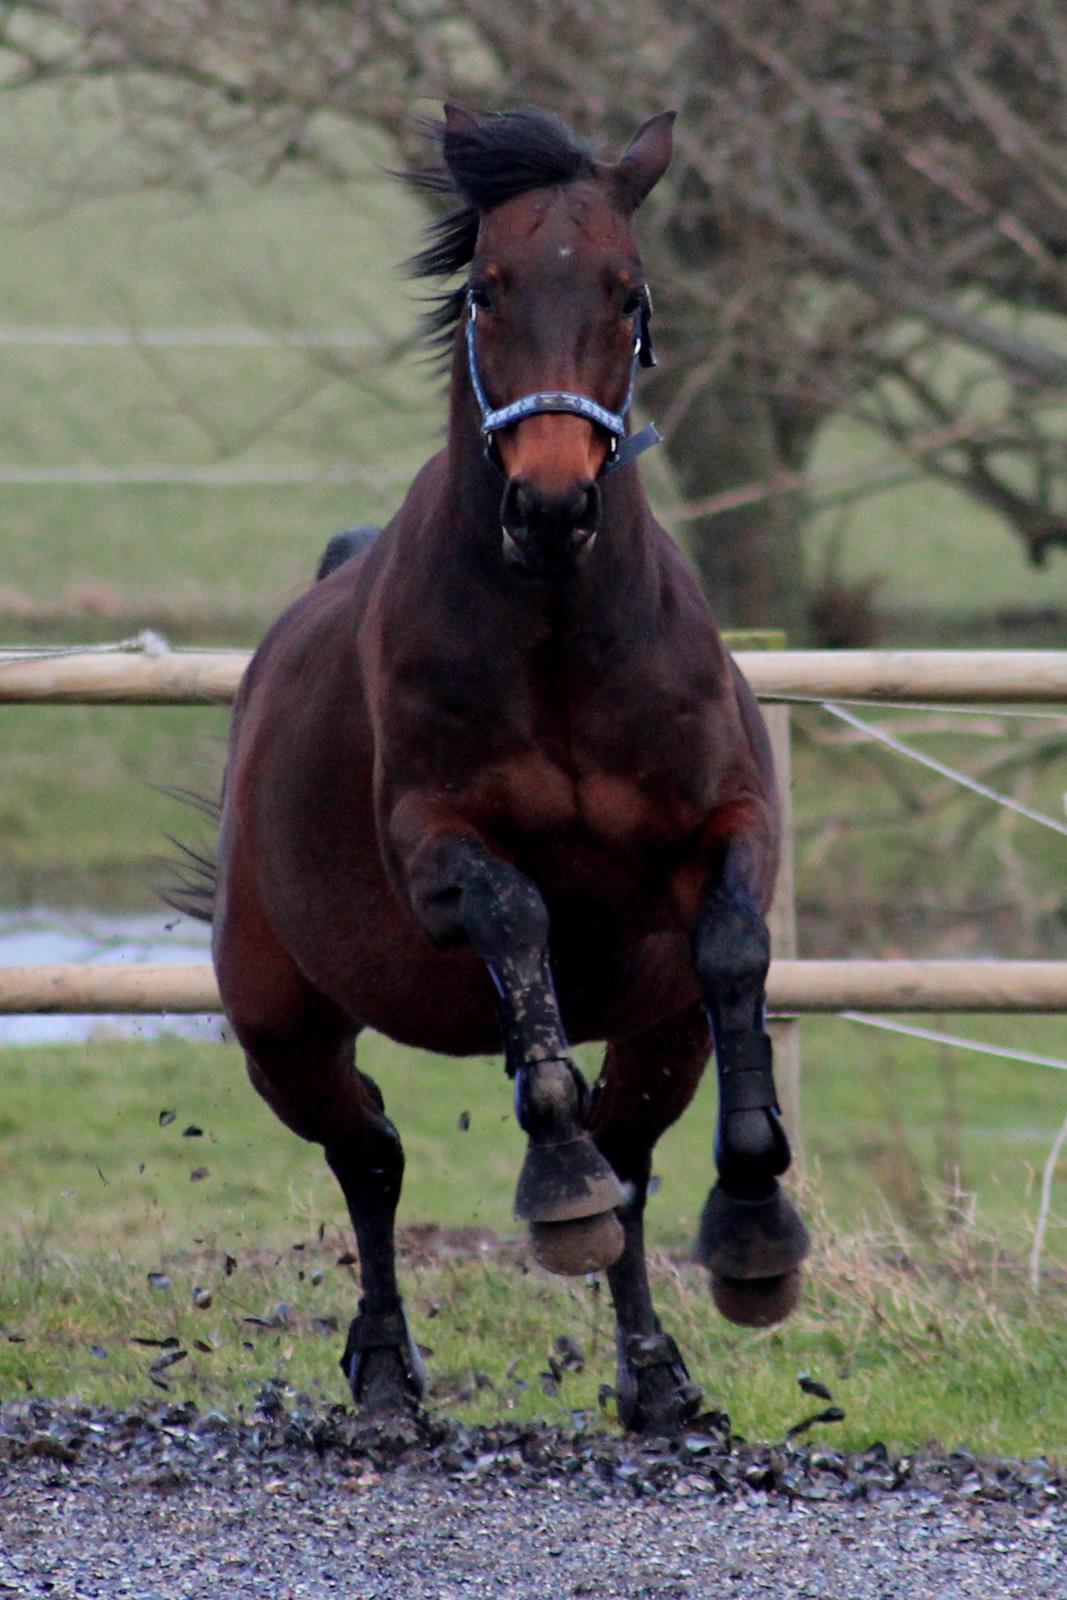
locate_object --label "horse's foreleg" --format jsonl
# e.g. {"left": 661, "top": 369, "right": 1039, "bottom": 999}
{"left": 400, "top": 828, "right": 625, "bottom": 1272}
{"left": 591, "top": 1006, "right": 709, "bottom": 1434}
{"left": 689, "top": 841, "right": 810, "bottom": 1326}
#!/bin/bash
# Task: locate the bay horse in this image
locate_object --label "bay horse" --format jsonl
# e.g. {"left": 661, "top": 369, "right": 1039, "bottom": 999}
{"left": 210, "top": 106, "right": 808, "bottom": 1435}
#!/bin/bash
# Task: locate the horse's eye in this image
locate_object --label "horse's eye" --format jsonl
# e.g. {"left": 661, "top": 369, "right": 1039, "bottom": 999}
{"left": 469, "top": 285, "right": 493, "bottom": 313}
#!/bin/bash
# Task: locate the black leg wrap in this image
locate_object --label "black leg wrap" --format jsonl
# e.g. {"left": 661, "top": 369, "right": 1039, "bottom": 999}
{"left": 514, "top": 1056, "right": 589, "bottom": 1140}
{"left": 715, "top": 1030, "right": 791, "bottom": 1190}
{"left": 615, "top": 1326, "right": 703, "bottom": 1436}
{"left": 716, "top": 1030, "right": 777, "bottom": 1114}
{"left": 340, "top": 1299, "right": 426, "bottom": 1411}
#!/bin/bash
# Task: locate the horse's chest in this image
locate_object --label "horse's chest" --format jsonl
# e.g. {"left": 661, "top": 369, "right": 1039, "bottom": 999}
{"left": 486, "top": 738, "right": 702, "bottom": 855}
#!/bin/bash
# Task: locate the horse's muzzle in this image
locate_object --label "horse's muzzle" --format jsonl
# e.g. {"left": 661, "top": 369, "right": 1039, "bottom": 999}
{"left": 500, "top": 477, "right": 601, "bottom": 577}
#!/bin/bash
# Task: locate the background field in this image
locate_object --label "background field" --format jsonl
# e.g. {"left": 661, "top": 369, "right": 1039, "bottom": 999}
{"left": 1, "top": 79, "right": 1065, "bottom": 1455}
{"left": 3, "top": 81, "right": 1067, "bottom": 942}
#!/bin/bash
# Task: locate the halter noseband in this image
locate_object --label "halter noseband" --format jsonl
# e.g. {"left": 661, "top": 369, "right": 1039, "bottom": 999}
{"left": 465, "top": 292, "right": 662, "bottom": 479}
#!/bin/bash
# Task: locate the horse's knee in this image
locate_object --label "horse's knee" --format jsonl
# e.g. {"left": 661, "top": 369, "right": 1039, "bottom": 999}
{"left": 402, "top": 833, "right": 549, "bottom": 959}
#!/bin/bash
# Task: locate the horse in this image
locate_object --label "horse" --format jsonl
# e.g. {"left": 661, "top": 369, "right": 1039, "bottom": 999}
{"left": 208, "top": 106, "right": 808, "bottom": 1435}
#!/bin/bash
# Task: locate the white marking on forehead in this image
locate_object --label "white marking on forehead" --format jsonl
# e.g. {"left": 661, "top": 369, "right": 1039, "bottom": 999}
{"left": 558, "top": 246, "right": 573, "bottom": 258}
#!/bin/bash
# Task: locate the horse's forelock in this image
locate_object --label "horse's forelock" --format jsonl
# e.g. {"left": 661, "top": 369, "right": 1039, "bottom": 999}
{"left": 404, "top": 110, "right": 599, "bottom": 352}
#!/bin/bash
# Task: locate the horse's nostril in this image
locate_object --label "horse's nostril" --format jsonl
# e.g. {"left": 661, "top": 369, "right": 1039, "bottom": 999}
{"left": 578, "top": 480, "right": 601, "bottom": 531}
{"left": 501, "top": 478, "right": 533, "bottom": 533}
{"left": 503, "top": 478, "right": 601, "bottom": 536}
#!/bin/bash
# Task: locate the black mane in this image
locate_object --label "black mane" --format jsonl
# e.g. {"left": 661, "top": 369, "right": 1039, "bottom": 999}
{"left": 405, "top": 110, "right": 597, "bottom": 347}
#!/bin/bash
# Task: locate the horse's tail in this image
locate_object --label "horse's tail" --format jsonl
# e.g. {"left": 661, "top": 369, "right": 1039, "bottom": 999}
{"left": 156, "top": 786, "right": 220, "bottom": 925}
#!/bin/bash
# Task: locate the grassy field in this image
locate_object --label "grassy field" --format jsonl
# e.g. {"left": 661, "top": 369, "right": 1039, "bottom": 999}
{"left": 0, "top": 1023, "right": 1064, "bottom": 1454}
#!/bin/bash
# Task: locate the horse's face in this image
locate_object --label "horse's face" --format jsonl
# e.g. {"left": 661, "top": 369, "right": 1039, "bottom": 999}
{"left": 460, "top": 114, "right": 673, "bottom": 578}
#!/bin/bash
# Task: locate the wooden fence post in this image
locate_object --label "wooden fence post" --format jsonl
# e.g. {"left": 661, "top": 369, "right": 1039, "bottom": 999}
{"left": 764, "top": 701, "right": 802, "bottom": 1158}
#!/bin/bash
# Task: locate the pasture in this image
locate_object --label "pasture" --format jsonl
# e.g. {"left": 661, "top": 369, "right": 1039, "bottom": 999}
{"left": 1, "top": 1023, "right": 1064, "bottom": 1456}
{"left": 0, "top": 81, "right": 1065, "bottom": 1459}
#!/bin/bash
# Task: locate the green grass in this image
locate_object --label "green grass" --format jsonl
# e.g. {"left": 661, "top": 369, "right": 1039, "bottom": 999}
{"left": 789, "top": 708, "right": 1067, "bottom": 958}
{"left": 1, "top": 1025, "right": 1064, "bottom": 1453}
{"left": 0, "top": 705, "right": 226, "bottom": 904}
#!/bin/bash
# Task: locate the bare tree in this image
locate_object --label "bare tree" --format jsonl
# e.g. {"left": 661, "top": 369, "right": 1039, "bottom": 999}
{"left": 5, "top": 0, "right": 1067, "bottom": 635}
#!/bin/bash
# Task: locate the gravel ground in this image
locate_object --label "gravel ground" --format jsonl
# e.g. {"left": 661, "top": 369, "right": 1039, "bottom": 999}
{"left": 1, "top": 1398, "right": 1063, "bottom": 1599}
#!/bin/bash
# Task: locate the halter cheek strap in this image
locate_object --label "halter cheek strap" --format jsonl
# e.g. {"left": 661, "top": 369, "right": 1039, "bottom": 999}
{"left": 465, "top": 296, "right": 662, "bottom": 479}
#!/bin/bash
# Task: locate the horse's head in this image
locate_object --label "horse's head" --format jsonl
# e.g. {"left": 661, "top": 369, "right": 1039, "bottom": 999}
{"left": 440, "top": 107, "right": 674, "bottom": 578}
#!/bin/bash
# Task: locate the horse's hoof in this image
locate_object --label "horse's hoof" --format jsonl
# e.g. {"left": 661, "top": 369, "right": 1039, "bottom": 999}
{"left": 528, "top": 1209, "right": 625, "bottom": 1275}
{"left": 694, "top": 1179, "right": 810, "bottom": 1280}
{"left": 514, "top": 1134, "right": 625, "bottom": 1224}
{"left": 710, "top": 1268, "right": 803, "bottom": 1328}
{"left": 615, "top": 1328, "right": 704, "bottom": 1435}
{"left": 341, "top": 1303, "right": 425, "bottom": 1412}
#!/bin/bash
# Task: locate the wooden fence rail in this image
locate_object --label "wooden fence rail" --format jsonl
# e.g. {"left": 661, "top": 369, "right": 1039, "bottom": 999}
{"left": 3, "top": 648, "right": 1066, "bottom": 1025}
{"left": 4, "top": 648, "right": 1067, "bottom": 704}
{"left": 3, "top": 960, "right": 1066, "bottom": 1016}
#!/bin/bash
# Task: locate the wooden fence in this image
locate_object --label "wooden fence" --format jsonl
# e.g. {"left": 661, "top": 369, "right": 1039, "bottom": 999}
{"left": 4, "top": 647, "right": 1067, "bottom": 704}
{"left": 2, "top": 647, "right": 1066, "bottom": 1023}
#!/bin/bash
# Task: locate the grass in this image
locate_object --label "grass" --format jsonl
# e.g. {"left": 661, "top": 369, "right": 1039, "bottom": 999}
{"left": 1, "top": 1024, "right": 1064, "bottom": 1454}
{"left": 789, "top": 707, "right": 1067, "bottom": 958}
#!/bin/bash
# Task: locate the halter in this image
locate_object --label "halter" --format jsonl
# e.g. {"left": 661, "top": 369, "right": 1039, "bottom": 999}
{"left": 464, "top": 291, "right": 662, "bottom": 479}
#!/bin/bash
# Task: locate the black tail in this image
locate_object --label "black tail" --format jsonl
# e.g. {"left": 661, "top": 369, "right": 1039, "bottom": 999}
{"left": 156, "top": 786, "right": 220, "bottom": 925}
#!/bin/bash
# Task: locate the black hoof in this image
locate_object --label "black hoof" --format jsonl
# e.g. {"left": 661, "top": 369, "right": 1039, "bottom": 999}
{"left": 514, "top": 1134, "right": 625, "bottom": 1224}
{"left": 615, "top": 1328, "right": 703, "bottom": 1436}
{"left": 711, "top": 1268, "right": 803, "bottom": 1328}
{"left": 529, "top": 1210, "right": 625, "bottom": 1275}
{"left": 695, "top": 1180, "right": 810, "bottom": 1280}
{"left": 341, "top": 1301, "right": 425, "bottom": 1413}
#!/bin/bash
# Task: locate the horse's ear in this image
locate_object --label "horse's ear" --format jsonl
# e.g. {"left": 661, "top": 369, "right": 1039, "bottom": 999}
{"left": 442, "top": 103, "right": 482, "bottom": 174}
{"left": 607, "top": 111, "right": 676, "bottom": 212}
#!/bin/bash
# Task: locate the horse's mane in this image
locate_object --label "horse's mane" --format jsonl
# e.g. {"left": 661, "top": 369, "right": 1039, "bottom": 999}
{"left": 405, "top": 110, "right": 597, "bottom": 349}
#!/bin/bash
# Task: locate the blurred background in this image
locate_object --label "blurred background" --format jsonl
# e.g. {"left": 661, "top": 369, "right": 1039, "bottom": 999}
{"left": 2, "top": 1, "right": 1066, "bottom": 955}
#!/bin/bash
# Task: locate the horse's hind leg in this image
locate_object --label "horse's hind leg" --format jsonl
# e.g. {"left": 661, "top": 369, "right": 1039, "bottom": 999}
{"left": 690, "top": 840, "right": 810, "bottom": 1328}
{"left": 238, "top": 1016, "right": 424, "bottom": 1412}
{"left": 217, "top": 889, "right": 423, "bottom": 1414}
{"left": 590, "top": 1005, "right": 709, "bottom": 1435}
